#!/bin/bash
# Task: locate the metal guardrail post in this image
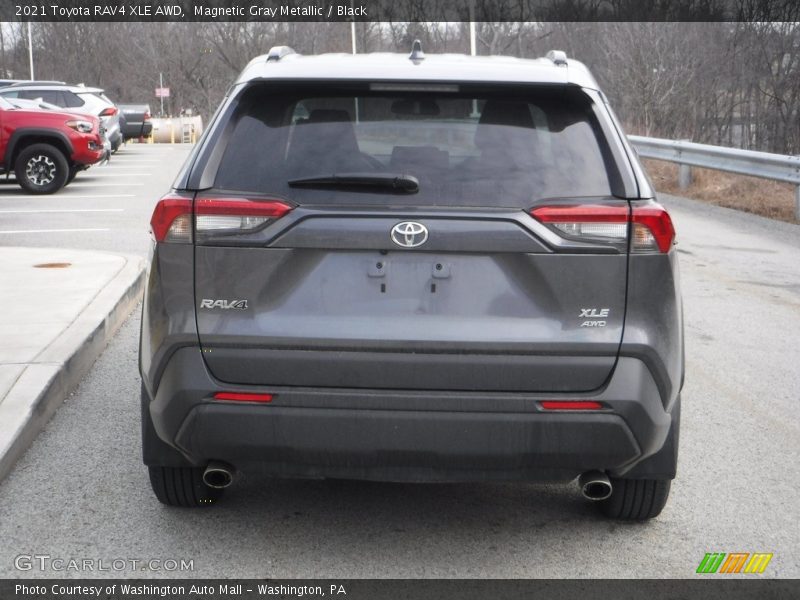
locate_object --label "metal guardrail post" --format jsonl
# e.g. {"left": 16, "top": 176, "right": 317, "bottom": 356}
{"left": 678, "top": 164, "right": 692, "bottom": 190}
{"left": 796, "top": 185, "right": 800, "bottom": 221}
{"left": 678, "top": 139, "right": 692, "bottom": 190}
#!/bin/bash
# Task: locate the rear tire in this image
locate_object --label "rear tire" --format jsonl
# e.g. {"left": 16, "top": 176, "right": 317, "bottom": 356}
{"left": 148, "top": 466, "right": 223, "bottom": 507}
{"left": 14, "top": 143, "right": 69, "bottom": 194}
{"left": 599, "top": 478, "right": 671, "bottom": 520}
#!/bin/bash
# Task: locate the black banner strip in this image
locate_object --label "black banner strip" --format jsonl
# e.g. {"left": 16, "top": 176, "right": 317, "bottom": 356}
{"left": 2, "top": 0, "right": 800, "bottom": 22}
{"left": 1, "top": 579, "right": 798, "bottom": 600}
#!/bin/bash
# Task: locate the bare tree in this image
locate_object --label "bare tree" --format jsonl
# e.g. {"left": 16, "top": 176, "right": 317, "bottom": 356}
{"left": 1, "top": 21, "right": 796, "bottom": 153}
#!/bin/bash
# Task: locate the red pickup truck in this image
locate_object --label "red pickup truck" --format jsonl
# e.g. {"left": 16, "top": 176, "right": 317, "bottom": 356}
{"left": 0, "top": 95, "right": 105, "bottom": 194}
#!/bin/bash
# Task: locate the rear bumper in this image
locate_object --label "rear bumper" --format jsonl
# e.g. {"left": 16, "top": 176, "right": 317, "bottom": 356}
{"left": 144, "top": 347, "right": 677, "bottom": 482}
{"left": 122, "top": 122, "right": 152, "bottom": 139}
{"left": 176, "top": 404, "right": 640, "bottom": 482}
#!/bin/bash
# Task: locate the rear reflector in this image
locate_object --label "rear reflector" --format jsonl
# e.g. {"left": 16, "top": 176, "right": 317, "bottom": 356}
{"left": 149, "top": 195, "right": 293, "bottom": 243}
{"left": 540, "top": 401, "right": 604, "bottom": 411}
{"left": 530, "top": 202, "right": 675, "bottom": 253}
{"left": 214, "top": 392, "right": 274, "bottom": 403}
{"left": 99, "top": 107, "right": 118, "bottom": 117}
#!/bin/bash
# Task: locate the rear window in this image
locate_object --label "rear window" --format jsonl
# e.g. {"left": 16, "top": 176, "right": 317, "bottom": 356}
{"left": 19, "top": 90, "right": 64, "bottom": 105}
{"left": 63, "top": 92, "right": 85, "bottom": 108}
{"left": 77, "top": 92, "right": 109, "bottom": 109}
{"left": 214, "top": 84, "right": 620, "bottom": 208}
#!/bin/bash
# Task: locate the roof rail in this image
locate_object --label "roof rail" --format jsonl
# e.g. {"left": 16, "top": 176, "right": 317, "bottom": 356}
{"left": 545, "top": 50, "right": 568, "bottom": 67}
{"left": 266, "top": 46, "right": 297, "bottom": 62}
{"left": 7, "top": 80, "right": 67, "bottom": 87}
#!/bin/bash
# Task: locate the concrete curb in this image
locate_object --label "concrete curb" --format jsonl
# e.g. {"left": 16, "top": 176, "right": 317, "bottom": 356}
{"left": 0, "top": 254, "right": 146, "bottom": 483}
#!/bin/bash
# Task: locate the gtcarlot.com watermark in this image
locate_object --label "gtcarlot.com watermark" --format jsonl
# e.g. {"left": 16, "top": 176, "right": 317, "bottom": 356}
{"left": 14, "top": 554, "right": 194, "bottom": 572}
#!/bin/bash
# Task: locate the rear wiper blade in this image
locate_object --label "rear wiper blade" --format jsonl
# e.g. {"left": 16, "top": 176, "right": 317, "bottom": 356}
{"left": 288, "top": 172, "right": 419, "bottom": 194}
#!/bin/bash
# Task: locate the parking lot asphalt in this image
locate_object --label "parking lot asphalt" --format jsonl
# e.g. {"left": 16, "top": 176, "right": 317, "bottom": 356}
{"left": 0, "top": 147, "right": 798, "bottom": 578}
{"left": 0, "top": 143, "right": 192, "bottom": 255}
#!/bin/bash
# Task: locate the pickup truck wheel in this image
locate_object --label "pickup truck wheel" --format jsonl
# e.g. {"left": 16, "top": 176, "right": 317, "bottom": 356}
{"left": 14, "top": 143, "right": 69, "bottom": 194}
{"left": 148, "top": 466, "right": 223, "bottom": 507}
{"left": 599, "top": 478, "right": 671, "bottom": 520}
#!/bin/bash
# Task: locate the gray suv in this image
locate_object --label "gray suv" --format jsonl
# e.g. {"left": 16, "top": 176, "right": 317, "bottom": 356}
{"left": 140, "top": 46, "right": 683, "bottom": 520}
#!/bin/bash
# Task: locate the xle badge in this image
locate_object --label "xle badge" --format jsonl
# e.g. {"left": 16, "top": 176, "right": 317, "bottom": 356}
{"left": 580, "top": 308, "right": 609, "bottom": 327}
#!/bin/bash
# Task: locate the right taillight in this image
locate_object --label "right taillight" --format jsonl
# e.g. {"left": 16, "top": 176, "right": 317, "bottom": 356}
{"left": 630, "top": 204, "right": 675, "bottom": 253}
{"left": 530, "top": 201, "right": 675, "bottom": 253}
{"left": 149, "top": 195, "right": 293, "bottom": 244}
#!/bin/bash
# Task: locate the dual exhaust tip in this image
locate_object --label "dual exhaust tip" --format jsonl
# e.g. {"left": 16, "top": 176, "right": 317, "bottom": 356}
{"left": 202, "top": 461, "right": 236, "bottom": 489}
{"left": 578, "top": 470, "right": 613, "bottom": 501}
{"left": 203, "top": 463, "right": 614, "bottom": 500}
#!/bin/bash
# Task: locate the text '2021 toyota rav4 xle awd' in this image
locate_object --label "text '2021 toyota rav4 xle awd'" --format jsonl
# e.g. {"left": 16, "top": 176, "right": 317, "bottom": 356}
{"left": 140, "top": 46, "right": 683, "bottom": 520}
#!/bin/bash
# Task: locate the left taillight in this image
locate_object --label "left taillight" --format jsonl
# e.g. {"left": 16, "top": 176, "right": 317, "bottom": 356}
{"left": 149, "top": 195, "right": 294, "bottom": 244}
{"left": 150, "top": 195, "right": 192, "bottom": 243}
{"left": 530, "top": 201, "right": 675, "bottom": 253}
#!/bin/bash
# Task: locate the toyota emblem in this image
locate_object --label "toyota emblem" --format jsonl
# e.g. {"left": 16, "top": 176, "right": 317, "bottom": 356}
{"left": 391, "top": 221, "right": 429, "bottom": 248}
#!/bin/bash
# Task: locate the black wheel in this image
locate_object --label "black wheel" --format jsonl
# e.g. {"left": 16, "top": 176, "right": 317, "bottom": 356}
{"left": 599, "top": 478, "right": 671, "bottom": 520}
{"left": 148, "top": 466, "right": 223, "bottom": 507}
{"left": 14, "top": 143, "right": 69, "bottom": 194}
{"left": 66, "top": 166, "right": 78, "bottom": 185}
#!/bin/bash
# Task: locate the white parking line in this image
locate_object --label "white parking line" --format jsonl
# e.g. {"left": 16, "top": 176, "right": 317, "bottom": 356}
{"left": 67, "top": 183, "right": 145, "bottom": 188}
{"left": 80, "top": 173, "right": 152, "bottom": 177}
{"left": 0, "top": 228, "right": 110, "bottom": 234}
{"left": 100, "top": 166, "right": 157, "bottom": 169}
{"left": 0, "top": 209, "right": 124, "bottom": 214}
{"left": 0, "top": 194, "right": 136, "bottom": 199}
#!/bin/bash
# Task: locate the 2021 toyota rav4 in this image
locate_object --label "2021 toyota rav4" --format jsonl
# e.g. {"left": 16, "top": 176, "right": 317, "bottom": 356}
{"left": 140, "top": 46, "right": 683, "bottom": 520}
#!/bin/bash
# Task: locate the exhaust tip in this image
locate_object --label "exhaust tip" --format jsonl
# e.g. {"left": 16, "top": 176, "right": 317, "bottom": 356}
{"left": 579, "top": 470, "right": 613, "bottom": 501}
{"left": 203, "top": 461, "right": 236, "bottom": 489}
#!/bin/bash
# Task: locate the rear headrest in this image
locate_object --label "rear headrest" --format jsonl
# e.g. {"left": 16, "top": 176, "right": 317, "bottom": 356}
{"left": 287, "top": 108, "right": 361, "bottom": 172}
{"left": 475, "top": 101, "right": 534, "bottom": 150}
{"left": 307, "top": 109, "right": 351, "bottom": 123}
{"left": 478, "top": 101, "right": 534, "bottom": 128}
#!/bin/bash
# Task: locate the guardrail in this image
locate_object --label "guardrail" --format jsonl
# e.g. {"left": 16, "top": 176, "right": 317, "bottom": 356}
{"left": 628, "top": 135, "right": 800, "bottom": 220}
